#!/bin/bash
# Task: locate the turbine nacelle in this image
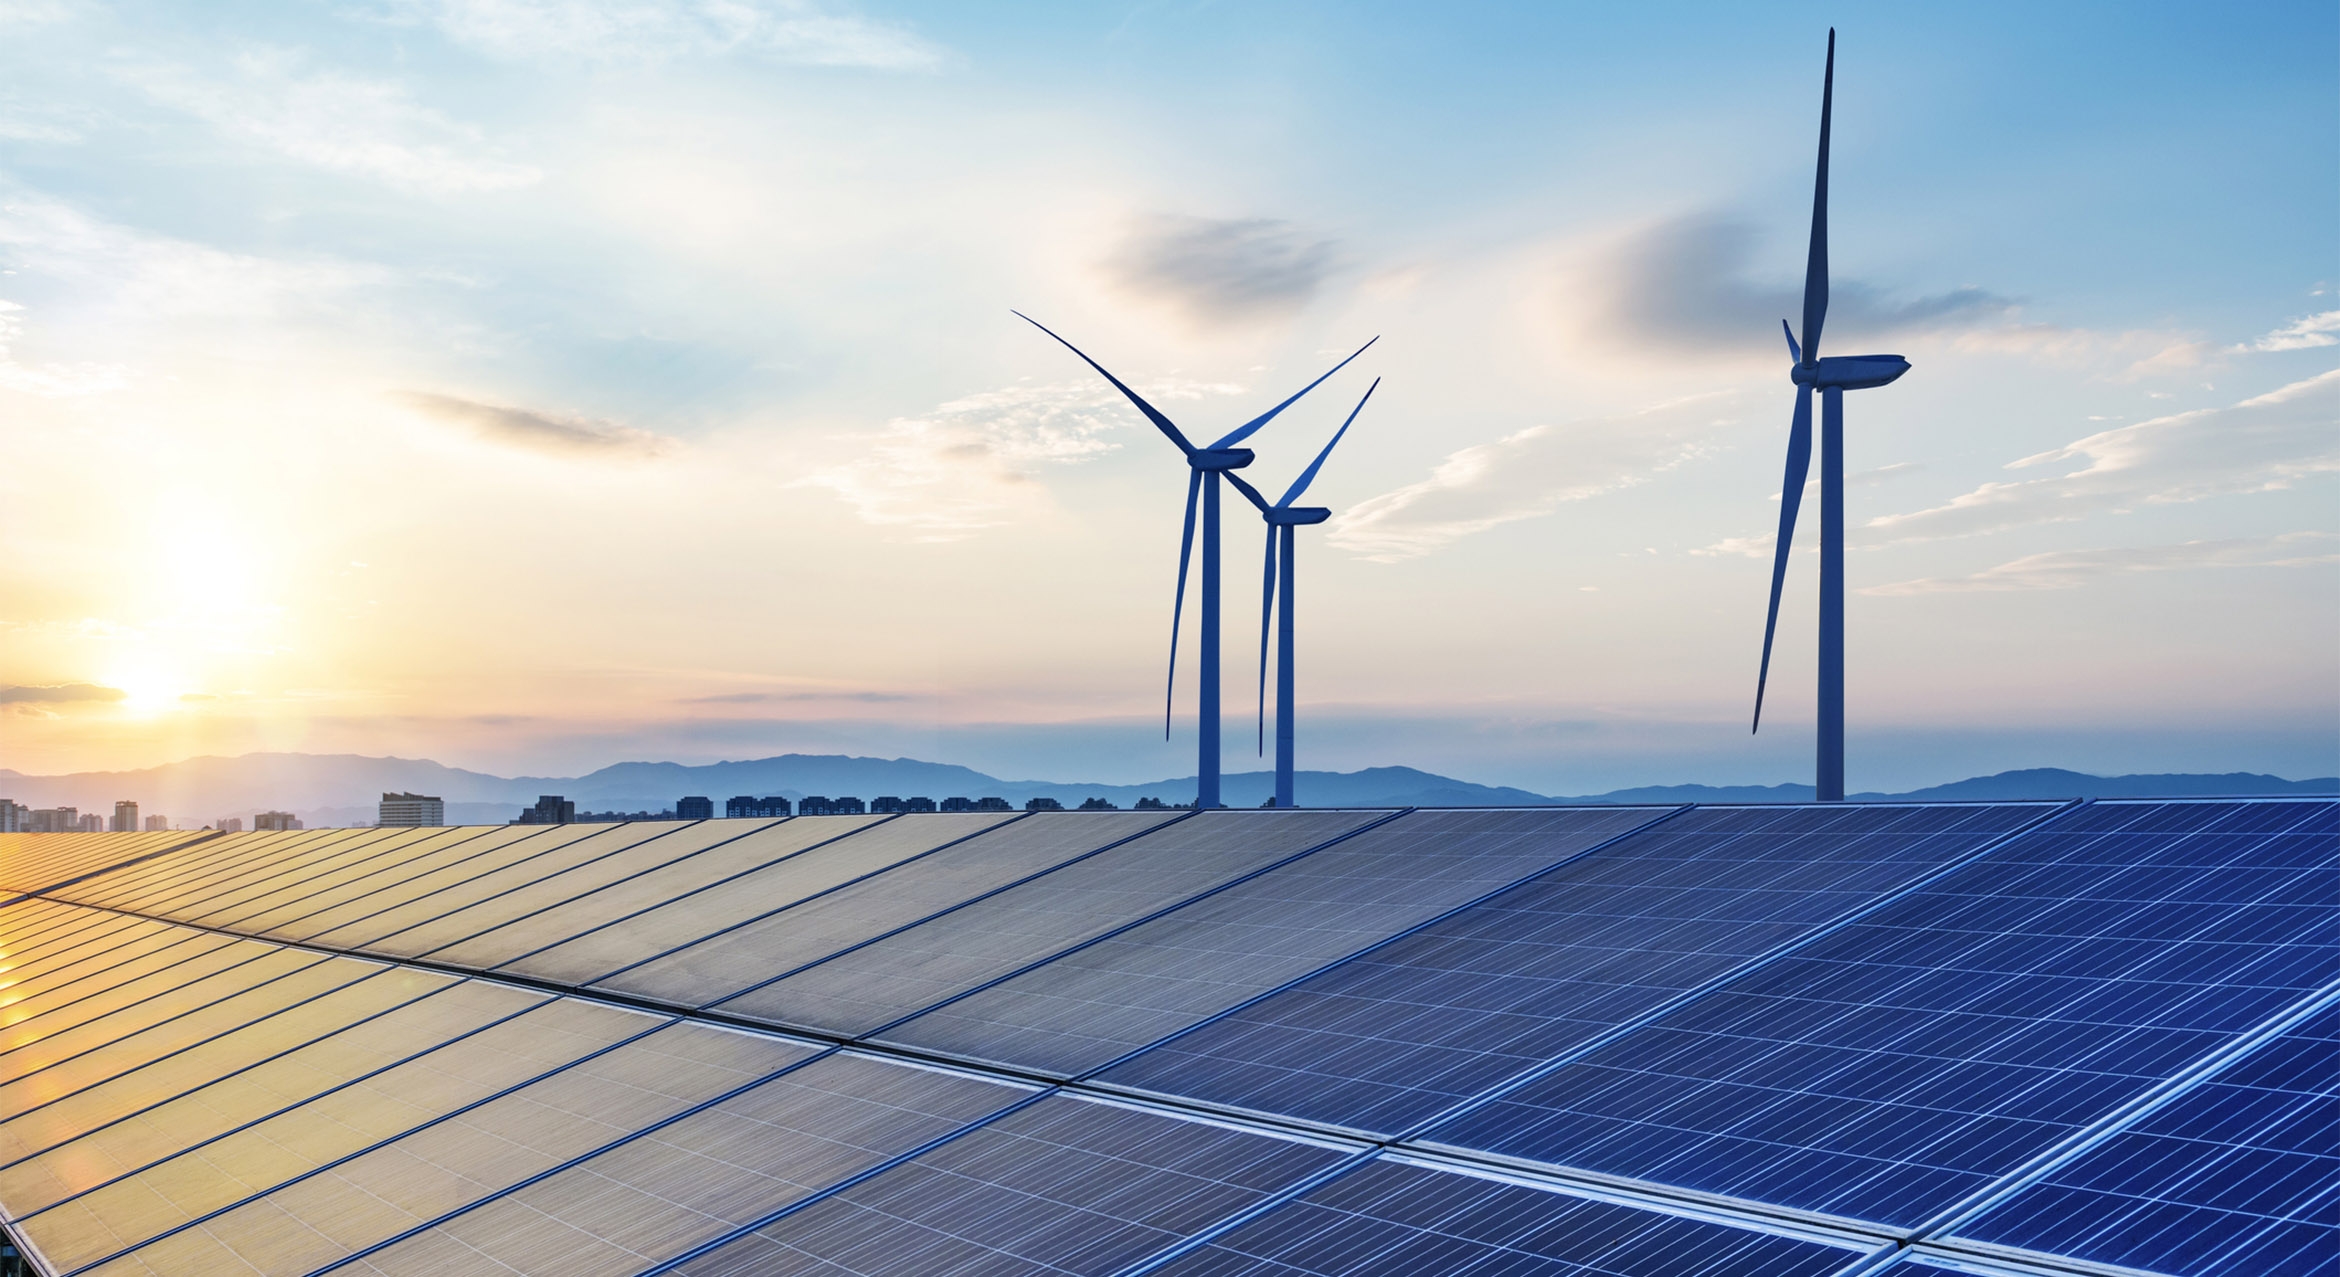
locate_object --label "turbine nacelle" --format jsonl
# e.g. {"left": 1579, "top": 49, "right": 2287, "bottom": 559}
{"left": 1791, "top": 355, "right": 1910, "bottom": 392}
{"left": 1189, "top": 448, "right": 1255, "bottom": 472}
{"left": 1265, "top": 506, "right": 1331, "bottom": 526}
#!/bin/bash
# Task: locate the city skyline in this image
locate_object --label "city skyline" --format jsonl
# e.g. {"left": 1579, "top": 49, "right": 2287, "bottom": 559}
{"left": 1, "top": 2, "right": 2333, "bottom": 795}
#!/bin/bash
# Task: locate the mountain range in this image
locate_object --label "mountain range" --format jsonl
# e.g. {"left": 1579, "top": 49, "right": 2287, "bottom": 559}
{"left": 1, "top": 752, "right": 2332, "bottom": 828}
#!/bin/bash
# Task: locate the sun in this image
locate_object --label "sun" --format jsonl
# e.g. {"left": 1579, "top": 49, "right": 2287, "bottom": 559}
{"left": 103, "top": 665, "right": 191, "bottom": 717}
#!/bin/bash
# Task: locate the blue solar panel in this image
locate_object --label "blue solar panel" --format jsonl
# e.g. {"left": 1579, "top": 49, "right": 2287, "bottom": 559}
{"left": 1097, "top": 803, "right": 2049, "bottom": 1136}
{"left": 663, "top": 1095, "right": 1352, "bottom": 1276}
{"left": 1426, "top": 799, "right": 2340, "bottom": 1229}
{"left": 1140, "top": 1156, "right": 1866, "bottom": 1277}
{"left": 1946, "top": 996, "right": 2340, "bottom": 1277}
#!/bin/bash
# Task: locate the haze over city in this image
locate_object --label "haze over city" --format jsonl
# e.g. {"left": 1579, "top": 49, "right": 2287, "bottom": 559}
{"left": 2, "top": 1, "right": 2333, "bottom": 795}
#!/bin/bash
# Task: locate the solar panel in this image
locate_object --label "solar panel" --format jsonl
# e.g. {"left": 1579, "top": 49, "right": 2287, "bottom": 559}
{"left": 218, "top": 824, "right": 552, "bottom": 938}
{"left": 661, "top": 1095, "right": 1352, "bottom": 1277}
{"left": 1096, "top": 803, "right": 2050, "bottom": 1136}
{"left": 47, "top": 1019, "right": 821, "bottom": 1277}
{"left": 1140, "top": 1155, "right": 1868, "bottom": 1277}
{"left": 7, "top": 997, "right": 667, "bottom": 1271}
{"left": 261, "top": 822, "right": 617, "bottom": 943}
{"left": 583, "top": 811, "right": 1184, "bottom": 1006}
{"left": 709, "top": 809, "right": 1390, "bottom": 1038}
{"left": 182, "top": 825, "right": 509, "bottom": 932}
{"left": 1943, "top": 995, "right": 2340, "bottom": 1277}
{"left": 1425, "top": 799, "right": 2340, "bottom": 1229}
{"left": 327, "top": 1054, "right": 1030, "bottom": 1277}
{"left": 0, "top": 945, "right": 350, "bottom": 1089}
{"left": 433, "top": 812, "right": 1020, "bottom": 977}
{"left": 877, "top": 808, "right": 1671, "bottom": 1077}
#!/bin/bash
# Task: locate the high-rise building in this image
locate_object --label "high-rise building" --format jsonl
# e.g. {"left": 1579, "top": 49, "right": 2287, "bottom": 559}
{"left": 145, "top": 814, "right": 171, "bottom": 831}
{"left": 78, "top": 813, "right": 105, "bottom": 832}
{"left": 0, "top": 800, "right": 22, "bottom": 833}
{"left": 216, "top": 816, "right": 244, "bottom": 833}
{"left": 378, "top": 792, "right": 446, "bottom": 827}
{"left": 515, "top": 795, "right": 575, "bottom": 825}
{"left": 28, "top": 806, "right": 78, "bottom": 832}
{"left": 676, "top": 796, "right": 713, "bottom": 820}
{"left": 254, "top": 811, "right": 303, "bottom": 831}
{"left": 726, "top": 796, "right": 791, "bottom": 818}
{"left": 111, "top": 800, "right": 140, "bottom": 832}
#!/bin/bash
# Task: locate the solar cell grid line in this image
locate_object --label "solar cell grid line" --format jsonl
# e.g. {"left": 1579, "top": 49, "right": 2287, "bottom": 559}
{"left": 58, "top": 827, "right": 377, "bottom": 916}
{"left": 241, "top": 822, "right": 607, "bottom": 943}
{"left": 18, "top": 829, "right": 295, "bottom": 910}
{"left": 442, "top": 811, "right": 1024, "bottom": 978}
{"left": 0, "top": 909, "right": 189, "bottom": 992}
{"left": 875, "top": 806, "right": 1682, "bottom": 1079}
{"left": 342, "top": 817, "right": 808, "bottom": 963}
{"left": 0, "top": 964, "right": 464, "bottom": 1172}
{"left": 210, "top": 824, "right": 550, "bottom": 939}
{"left": 0, "top": 954, "right": 397, "bottom": 1121}
{"left": 138, "top": 825, "right": 435, "bottom": 920}
{"left": 0, "top": 940, "right": 322, "bottom": 1070}
{"left": 1093, "top": 801, "right": 2065, "bottom": 1139}
{"left": 1419, "top": 797, "right": 2340, "bottom": 1232}
{"left": 0, "top": 979, "right": 552, "bottom": 1222}
{"left": 279, "top": 818, "right": 730, "bottom": 949}
{"left": 1929, "top": 986, "right": 2340, "bottom": 1277}
{"left": 2, "top": 830, "right": 219, "bottom": 903}
{"left": 177, "top": 824, "right": 511, "bottom": 932}
{"left": 648, "top": 1091, "right": 1361, "bottom": 1277}
{"left": 6, "top": 998, "right": 681, "bottom": 1274}
{"left": 0, "top": 930, "right": 260, "bottom": 1045}
{"left": 314, "top": 1052, "right": 1043, "bottom": 1277}
{"left": 1124, "top": 1153, "right": 1875, "bottom": 1277}
{"left": 579, "top": 809, "right": 1193, "bottom": 1007}
{"left": 154, "top": 1025, "right": 848, "bottom": 1277}
{"left": 19, "top": 1002, "right": 711, "bottom": 1277}
{"left": 708, "top": 808, "right": 1403, "bottom": 1040}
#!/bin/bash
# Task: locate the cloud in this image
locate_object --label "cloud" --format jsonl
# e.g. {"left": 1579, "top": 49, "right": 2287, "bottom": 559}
{"left": 0, "top": 682, "right": 126, "bottom": 704}
{"left": 1328, "top": 391, "right": 1750, "bottom": 562}
{"left": 0, "top": 300, "right": 127, "bottom": 396}
{"left": 1864, "top": 533, "right": 2340, "bottom": 596}
{"left": 0, "top": 192, "right": 378, "bottom": 320}
{"left": 1103, "top": 215, "right": 1338, "bottom": 329}
{"left": 1865, "top": 369, "right": 2340, "bottom": 543}
{"left": 394, "top": 390, "right": 676, "bottom": 456}
{"left": 2239, "top": 309, "right": 2340, "bottom": 353}
{"left": 1567, "top": 213, "right": 2012, "bottom": 356}
{"left": 382, "top": 0, "right": 942, "bottom": 69}
{"left": 681, "top": 689, "right": 913, "bottom": 704}
{"left": 118, "top": 51, "right": 539, "bottom": 194}
{"left": 800, "top": 377, "right": 1240, "bottom": 540}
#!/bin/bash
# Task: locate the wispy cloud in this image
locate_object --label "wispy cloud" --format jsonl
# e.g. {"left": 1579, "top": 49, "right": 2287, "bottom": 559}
{"left": 1565, "top": 213, "right": 2012, "bottom": 356}
{"left": 0, "top": 682, "right": 126, "bottom": 704}
{"left": 800, "top": 377, "right": 1240, "bottom": 540}
{"left": 1864, "top": 533, "right": 2340, "bottom": 596}
{"left": 1104, "top": 215, "right": 1338, "bottom": 330}
{"left": 0, "top": 192, "right": 378, "bottom": 319}
{"left": 382, "top": 0, "right": 943, "bottom": 69}
{"left": 0, "top": 300, "right": 126, "bottom": 396}
{"left": 394, "top": 390, "right": 677, "bottom": 456}
{"left": 1865, "top": 369, "right": 2340, "bottom": 543}
{"left": 118, "top": 50, "right": 539, "bottom": 194}
{"left": 1329, "top": 392, "right": 1749, "bottom": 562}
{"left": 2238, "top": 309, "right": 2340, "bottom": 353}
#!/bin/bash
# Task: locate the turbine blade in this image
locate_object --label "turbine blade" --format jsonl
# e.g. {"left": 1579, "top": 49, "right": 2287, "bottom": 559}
{"left": 1208, "top": 336, "right": 1380, "bottom": 451}
{"left": 1781, "top": 319, "right": 1801, "bottom": 364}
{"left": 1279, "top": 377, "right": 1379, "bottom": 507}
{"left": 1258, "top": 525, "right": 1276, "bottom": 756}
{"left": 1166, "top": 469, "right": 1201, "bottom": 738}
{"left": 1754, "top": 384, "right": 1815, "bottom": 733}
{"left": 1014, "top": 311, "right": 1197, "bottom": 455}
{"left": 1223, "top": 470, "right": 1273, "bottom": 513}
{"left": 1800, "top": 30, "right": 1833, "bottom": 361}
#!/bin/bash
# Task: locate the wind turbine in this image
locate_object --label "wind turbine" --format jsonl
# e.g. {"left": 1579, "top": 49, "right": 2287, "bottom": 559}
{"left": 1751, "top": 28, "right": 1911, "bottom": 802}
{"left": 1015, "top": 313, "right": 1377, "bottom": 807}
{"left": 1228, "top": 378, "right": 1378, "bottom": 808}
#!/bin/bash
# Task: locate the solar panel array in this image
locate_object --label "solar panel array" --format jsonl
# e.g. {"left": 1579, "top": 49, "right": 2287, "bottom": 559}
{"left": 0, "top": 798, "right": 2328, "bottom": 1277}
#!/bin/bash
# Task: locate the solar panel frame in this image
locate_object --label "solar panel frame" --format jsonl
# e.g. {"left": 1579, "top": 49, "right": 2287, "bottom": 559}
{"left": 1420, "top": 797, "right": 2340, "bottom": 1230}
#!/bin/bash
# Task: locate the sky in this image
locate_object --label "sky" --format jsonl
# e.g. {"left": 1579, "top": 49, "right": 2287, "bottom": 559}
{"left": 0, "top": 0, "right": 2334, "bottom": 794}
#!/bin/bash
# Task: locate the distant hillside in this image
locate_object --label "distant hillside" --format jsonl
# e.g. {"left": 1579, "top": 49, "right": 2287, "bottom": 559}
{"left": 0, "top": 752, "right": 2329, "bottom": 827}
